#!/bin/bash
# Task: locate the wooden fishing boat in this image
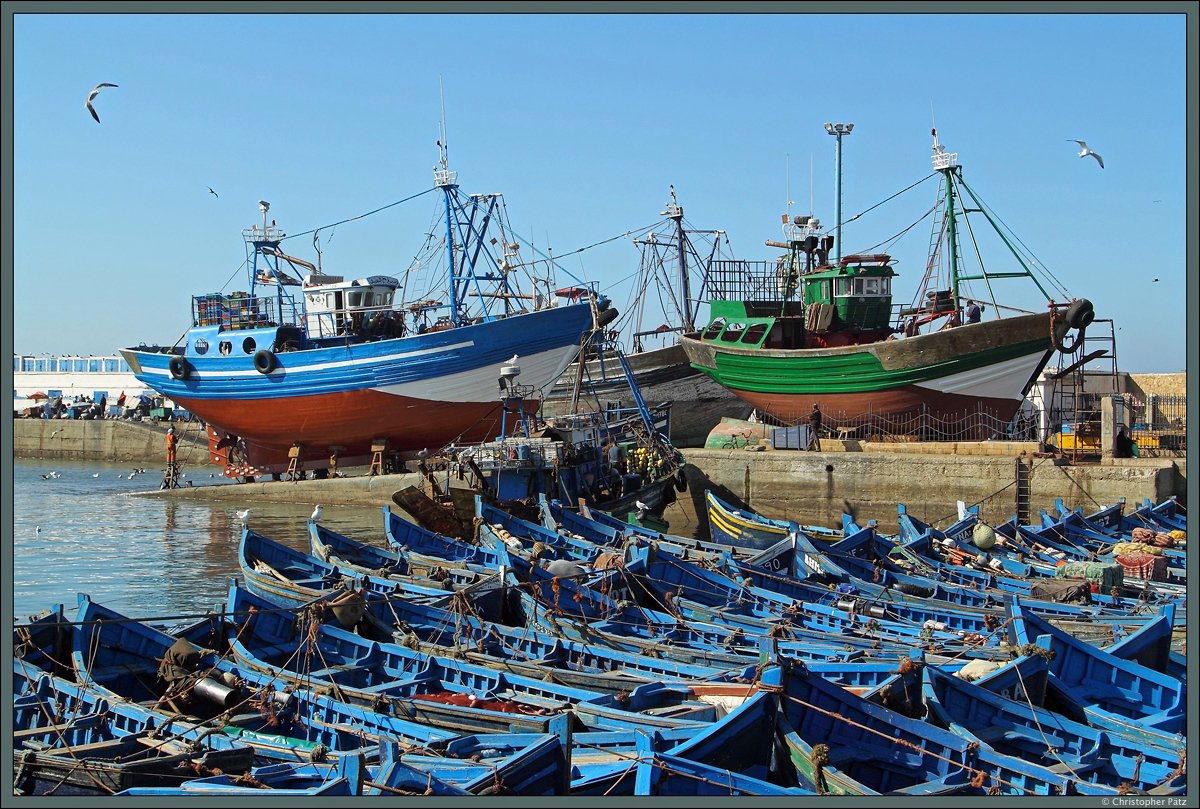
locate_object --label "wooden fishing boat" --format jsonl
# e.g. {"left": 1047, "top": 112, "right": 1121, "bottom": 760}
{"left": 677, "top": 128, "right": 1094, "bottom": 438}
{"left": 1007, "top": 597, "right": 1186, "bottom": 745}
{"left": 120, "top": 147, "right": 597, "bottom": 481}
{"left": 541, "top": 193, "right": 751, "bottom": 449}
{"left": 238, "top": 527, "right": 511, "bottom": 635}
{"left": 223, "top": 580, "right": 729, "bottom": 736}
{"left": 704, "top": 489, "right": 841, "bottom": 551}
{"left": 761, "top": 658, "right": 1119, "bottom": 796}
{"left": 13, "top": 682, "right": 256, "bottom": 796}
{"left": 919, "top": 664, "right": 1186, "bottom": 794}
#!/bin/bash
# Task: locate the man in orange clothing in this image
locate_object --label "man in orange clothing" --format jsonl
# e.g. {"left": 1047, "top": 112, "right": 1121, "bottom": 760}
{"left": 166, "top": 426, "right": 178, "bottom": 464}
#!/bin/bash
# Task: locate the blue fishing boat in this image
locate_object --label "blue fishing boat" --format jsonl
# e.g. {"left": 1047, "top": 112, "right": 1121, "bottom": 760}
{"left": 223, "top": 580, "right": 729, "bottom": 735}
{"left": 705, "top": 489, "right": 841, "bottom": 551}
{"left": 919, "top": 664, "right": 1186, "bottom": 794}
{"left": 762, "top": 658, "right": 1119, "bottom": 796}
{"left": 239, "top": 527, "right": 509, "bottom": 635}
{"left": 1007, "top": 597, "right": 1186, "bottom": 745}
{"left": 13, "top": 683, "right": 257, "bottom": 796}
{"left": 119, "top": 141, "right": 603, "bottom": 482}
{"left": 228, "top": 578, "right": 758, "bottom": 699}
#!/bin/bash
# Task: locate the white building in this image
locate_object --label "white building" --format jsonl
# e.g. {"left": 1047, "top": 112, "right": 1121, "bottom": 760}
{"left": 13, "top": 353, "right": 175, "bottom": 414}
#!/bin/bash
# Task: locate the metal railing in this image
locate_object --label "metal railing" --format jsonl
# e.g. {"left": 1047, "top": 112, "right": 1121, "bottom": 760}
{"left": 755, "top": 403, "right": 1044, "bottom": 444}
{"left": 1123, "top": 394, "right": 1187, "bottom": 456}
{"left": 192, "top": 294, "right": 301, "bottom": 331}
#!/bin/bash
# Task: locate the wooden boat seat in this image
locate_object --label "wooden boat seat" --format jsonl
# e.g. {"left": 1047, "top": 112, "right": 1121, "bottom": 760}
{"left": 824, "top": 737, "right": 927, "bottom": 770}
{"left": 1065, "top": 679, "right": 1145, "bottom": 708}
{"left": 971, "top": 723, "right": 1066, "bottom": 750}
{"left": 305, "top": 660, "right": 375, "bottom": 680}
{"left": 84, "top": 662, "right": 157, "bottom": 684}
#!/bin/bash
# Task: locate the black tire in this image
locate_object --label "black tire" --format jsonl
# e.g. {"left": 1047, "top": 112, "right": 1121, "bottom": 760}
{"left": 168, "top": 356, "right": 190, "bottom": 380}
{"left": 674, "top": 468, "right": 688, "bottom": 492}
{"left": 253, "top": 349, "right": 277, "bottom": 374}
{"left": 1065, "top": 299, "right": 1095, "bottom": 330}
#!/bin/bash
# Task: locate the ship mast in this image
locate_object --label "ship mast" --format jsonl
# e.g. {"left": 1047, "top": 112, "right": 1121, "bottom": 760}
{"left": 663, "top": 186, "right": 693, "bottom": 332}
{"left": 930, "top": 129, "right": 963, "bottom": 313}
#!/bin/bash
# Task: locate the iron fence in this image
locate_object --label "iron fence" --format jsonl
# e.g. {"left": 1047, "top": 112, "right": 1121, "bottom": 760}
{"left": 752, "top": 402, "right": 1043, "bottom": 444}
{"left": 1121, "top": 394, "right": 1187, "bottom": 457}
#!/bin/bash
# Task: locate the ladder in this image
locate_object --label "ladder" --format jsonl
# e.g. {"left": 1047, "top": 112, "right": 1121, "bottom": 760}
{"left": 1014, "top": 457, "right": 1031, "bottom": 527}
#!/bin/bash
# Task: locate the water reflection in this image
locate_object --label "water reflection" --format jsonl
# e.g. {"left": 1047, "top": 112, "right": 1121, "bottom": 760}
{"left": 12, "top": 458, "right": 389, "bottom": 624}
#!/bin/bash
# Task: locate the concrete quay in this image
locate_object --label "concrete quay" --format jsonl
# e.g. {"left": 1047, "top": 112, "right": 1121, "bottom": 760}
{"left": 12, "top": 418, "right": 1186, "bottom": 539}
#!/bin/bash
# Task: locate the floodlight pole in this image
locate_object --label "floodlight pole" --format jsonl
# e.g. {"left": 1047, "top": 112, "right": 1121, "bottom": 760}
{"left": 824, "top": 122, "right": 853, "bottom": 263}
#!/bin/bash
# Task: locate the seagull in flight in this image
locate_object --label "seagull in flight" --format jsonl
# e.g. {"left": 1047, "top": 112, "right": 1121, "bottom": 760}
{"left": 207, "top": 186, "right": 219, "bottom": 198}
{"left": 1068, "top": 140, "right": 1104, "bottom": 168}
{"left": 310, "top": 504, "right": 323, "bottom": 522}
{"left": 236, "top": 508, "right": 251, "bottom": 525}
{"left": 85, "top": 83, "right": 118, "bottom": 123}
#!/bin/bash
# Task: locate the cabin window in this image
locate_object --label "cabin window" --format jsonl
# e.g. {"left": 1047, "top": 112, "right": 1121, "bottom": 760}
{"left": 194, "top": 339, "right": 209, "bottom": 355}
{"left": 242, "top": 337, "right": 256, "bottom": 354}
{"left": 740, "top": 323, "right": 768, "bottom": 345}
{"left": 702, "top": 319, "right": 726, "bottom": 340}
{"left": 219, "top": 341, "right": 232, "bottom": 356}
{"left": 348, "top": 290, "right": 362, "bottom": 308}
{"left": 720, "top": 323, "right": 746, "bottom": 342}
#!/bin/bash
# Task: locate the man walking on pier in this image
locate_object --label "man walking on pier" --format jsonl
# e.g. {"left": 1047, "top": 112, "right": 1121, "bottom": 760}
{"left": 808, "top": 403, "right": 822, "bottom": 451}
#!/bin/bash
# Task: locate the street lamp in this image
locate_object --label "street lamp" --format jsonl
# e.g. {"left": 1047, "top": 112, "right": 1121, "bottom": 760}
{"left": 823, "top": 122, "right": 853, "bottom": 263}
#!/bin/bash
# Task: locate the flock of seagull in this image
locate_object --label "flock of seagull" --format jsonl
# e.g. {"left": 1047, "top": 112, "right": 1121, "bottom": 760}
{"left": 32, "top": 466, "right": 323, "bottom": 537}
{"left": 236, "top": 504, "right": 322, "bottom": 526}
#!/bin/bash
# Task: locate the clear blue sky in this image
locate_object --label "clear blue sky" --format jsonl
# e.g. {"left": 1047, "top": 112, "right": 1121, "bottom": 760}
{"left": 9, "top": 9, "right": 1192, "bottom": 373}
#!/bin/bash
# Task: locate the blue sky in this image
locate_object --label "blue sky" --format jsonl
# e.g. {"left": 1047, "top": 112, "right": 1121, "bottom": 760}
{"left": 9, "top": 9, "right": 1192, "bottom": 373}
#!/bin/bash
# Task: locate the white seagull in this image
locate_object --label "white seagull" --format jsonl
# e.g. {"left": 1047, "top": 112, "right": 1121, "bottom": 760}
{"left": 86, "top": 83, "right": 118, "bottom": 123}
{"left": 236, "top": 509, "right": 251, "bottom": 525}
{"left": 310, "top": 504, "right": 323, "bottom": 522}
{"left": 1068, "top": 140, "right": 1104, "bottom": 168}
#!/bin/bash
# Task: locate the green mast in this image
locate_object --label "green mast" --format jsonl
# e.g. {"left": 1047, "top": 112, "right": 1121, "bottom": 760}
{"left": 931, "top": 129, "right": 962, "bottom": 313}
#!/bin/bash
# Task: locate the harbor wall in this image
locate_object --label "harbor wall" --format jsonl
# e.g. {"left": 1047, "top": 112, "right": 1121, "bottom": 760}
{"left": 676, "top": 447, "right": 1187, "bottom": 537}
{"left": 12, "top": 418, "right": 207, "bottom": 463}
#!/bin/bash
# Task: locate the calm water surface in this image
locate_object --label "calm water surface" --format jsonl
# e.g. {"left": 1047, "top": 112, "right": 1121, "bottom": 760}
{"left": 11, "top": 458, "right": 390, "bottom": 624}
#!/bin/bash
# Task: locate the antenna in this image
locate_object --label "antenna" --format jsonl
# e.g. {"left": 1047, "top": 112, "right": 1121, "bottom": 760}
{"left": 437, "top": 76, "right": 448, "bottom": 170}
{"left": 785, "top": 155, "right": 791, "bottom": 218}
{"left": 809, "top": 155, "right": 814, "bottom": 215}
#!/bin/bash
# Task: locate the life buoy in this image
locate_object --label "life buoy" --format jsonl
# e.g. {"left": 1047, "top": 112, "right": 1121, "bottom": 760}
{"left": 673, "top": 468, "right": 688, "bottom": 492}
{"left": 253, "top": 349, "right": 277, "bottom": 374}
{"left": 168, "top": 356, "right": 190, "bottom": 380}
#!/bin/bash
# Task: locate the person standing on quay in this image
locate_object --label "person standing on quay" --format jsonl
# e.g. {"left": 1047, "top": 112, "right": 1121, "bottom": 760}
{"left": 808, "top": 403, "right": 823, "bottom": 451}
{"left": 165, "top": 426, "right": 178, "bottom": 464}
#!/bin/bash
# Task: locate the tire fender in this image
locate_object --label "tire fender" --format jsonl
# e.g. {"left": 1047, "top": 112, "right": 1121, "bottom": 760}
{"left": 168, "top": 356, "right": 190, "bottom": 380}
{"left": 253, "top": 349, "right": 277, "bottom": 374}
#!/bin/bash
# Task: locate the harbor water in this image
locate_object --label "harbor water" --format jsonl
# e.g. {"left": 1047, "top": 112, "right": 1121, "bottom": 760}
{"left": 10, "top": 458, "right": 388, "bottom": 625}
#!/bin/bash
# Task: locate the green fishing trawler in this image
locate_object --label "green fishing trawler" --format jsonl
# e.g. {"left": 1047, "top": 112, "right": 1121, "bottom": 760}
{"left": 678, "top": 128, "right": 1094, "bottom": 437}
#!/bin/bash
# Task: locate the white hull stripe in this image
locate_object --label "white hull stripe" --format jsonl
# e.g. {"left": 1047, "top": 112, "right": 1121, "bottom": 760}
{"left": 138, "top": 340, "right": 476, "bottom": 380}
{"left": 920, "top": 351, "right": 1047, "bottom": 400}
{"left": 374, "top": 343, "right": 581, "bottom": 403}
